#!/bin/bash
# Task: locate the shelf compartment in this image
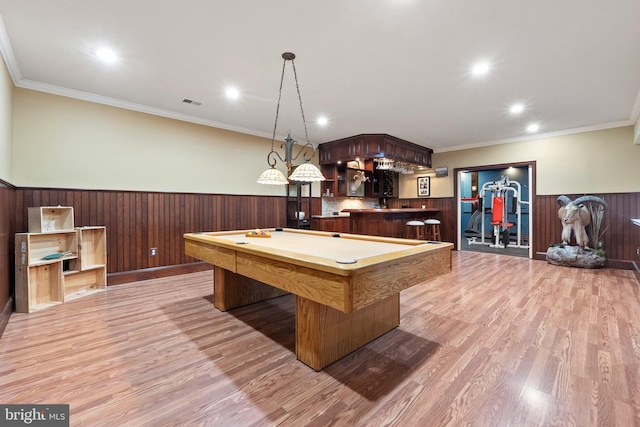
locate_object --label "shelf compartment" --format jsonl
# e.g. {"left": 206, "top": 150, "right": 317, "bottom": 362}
{"left": 63, "top": 266, "right": 107, "bottom": 301}
{"left": 77, "top": 226, "right": 107, "bottom": 269}
{"left": 16, "top": 232, "right": 78, "bottom": 266}
{"left": 15, "top": 263, "right": 64, "bottom": 313}
{"left": 16, "top": 231, "right": 79, "bottom": 266}
{"left": 28, "top": 206, "right": 74, "bottom": 233}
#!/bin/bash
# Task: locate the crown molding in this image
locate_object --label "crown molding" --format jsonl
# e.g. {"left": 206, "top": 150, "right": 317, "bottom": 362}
{"left": 631, "top": 87, "right": 640, "bottom": 145}
{"left": 0, "top": 12, "right": 274, "bottom": 142}
{"left": 434, "top": 120, "right": 633, "bottom": 153}
{"left": 2, "top": 10, "right": 639, "bottom": 151}
{"left": 16, "top": 79, "right": 276, "bottom": 141}
{"left": 0, "top": 13, "right": 22, "bottom": 83}
{"left": 631, "top": 87, "right": 640, "bottom": 125}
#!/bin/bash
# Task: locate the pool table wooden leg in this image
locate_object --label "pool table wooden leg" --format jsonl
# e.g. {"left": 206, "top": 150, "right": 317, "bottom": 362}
{"left": 213, "top": 266, "right": 289, "bottom": 311}
{"left": 295, "top": 293, "right": 400, "bottom": 371}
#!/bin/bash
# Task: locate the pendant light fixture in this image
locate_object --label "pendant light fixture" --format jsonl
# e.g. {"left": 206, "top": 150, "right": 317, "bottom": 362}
{"left": 256, "top": 52, "right": 326, "bottom": 185}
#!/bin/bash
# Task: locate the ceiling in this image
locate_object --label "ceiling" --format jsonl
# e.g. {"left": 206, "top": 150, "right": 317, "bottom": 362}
{"left": 1, "top": 1, "right": 639, "bottom": 152}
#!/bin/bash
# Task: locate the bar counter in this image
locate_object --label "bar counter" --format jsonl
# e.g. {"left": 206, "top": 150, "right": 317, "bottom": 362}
{"left": 342, "top": 208, "right": 440, "bottom": 238}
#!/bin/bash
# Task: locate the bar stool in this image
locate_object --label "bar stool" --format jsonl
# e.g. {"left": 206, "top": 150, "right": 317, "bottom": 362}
{"left": 406, "top": 220, "right": 426, "bottom": 240}
{"left": 424, "top": 218, "right": 442, "bottom": 241}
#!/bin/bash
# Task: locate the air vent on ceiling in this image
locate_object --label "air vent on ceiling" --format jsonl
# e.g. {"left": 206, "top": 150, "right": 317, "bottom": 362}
{"left": 182, "top": 98, "right": 203, "bottom": 106}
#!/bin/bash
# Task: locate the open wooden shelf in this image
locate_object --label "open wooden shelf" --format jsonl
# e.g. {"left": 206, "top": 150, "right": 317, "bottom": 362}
{"left": 15, "top": 208, "right": 108, "bottom": 313}
{"left": 28, "top": 206, "right": 75, "bottom": 233}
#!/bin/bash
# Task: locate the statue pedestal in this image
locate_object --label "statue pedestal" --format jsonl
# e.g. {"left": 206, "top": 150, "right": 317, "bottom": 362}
{"left": 546, "top": 245, "right": 605, "bottom": 269}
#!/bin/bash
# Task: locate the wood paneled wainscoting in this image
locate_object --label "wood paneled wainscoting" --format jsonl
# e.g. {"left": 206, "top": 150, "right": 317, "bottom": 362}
{"left": 13, "top": 189, "right": 640, "bottom": 290}
{"left": 534, "top": 193, "right": 640, "bottom": 270}
{"left": 0, "top": 180, "right": 16, "bottom": 337}
{"left": 393, "top": 192, "right": 640, "bottom": 271}
{"left": 15, "top": 188, "right": 320, "bottom": 285}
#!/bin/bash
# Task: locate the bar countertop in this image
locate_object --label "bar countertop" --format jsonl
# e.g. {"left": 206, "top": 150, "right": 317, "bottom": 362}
{"left": 311, "top": 213, "right": 351, "bottom": 219}
{"left": 342, "top": 208, "right": 440, "bottom": 214}
{"left": 343, "top": 208, "right": 442, "bottom": 239}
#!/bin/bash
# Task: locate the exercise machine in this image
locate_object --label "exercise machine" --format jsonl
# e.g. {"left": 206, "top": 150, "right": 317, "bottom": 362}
{"left": 461, "top": 175, "right": 529, "bottom": 248}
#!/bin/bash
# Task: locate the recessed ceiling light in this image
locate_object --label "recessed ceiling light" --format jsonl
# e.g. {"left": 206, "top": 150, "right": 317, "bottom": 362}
{"left": 95, "top": 48, "right": 117, "bottom": 63}
{"left": 225, "top": 87, "right": 239, "bottom": 99}
{"left": 317, "top": 117, "right": 328, "bottom": 126}
{"left": 472, "top": 62, "right": 490, "bottom": 76}
{"left": 527, "top": 123, "right": 540, "bottom": 133}
{"left": 510, "top": 104, "right": 524, "bottom": 114}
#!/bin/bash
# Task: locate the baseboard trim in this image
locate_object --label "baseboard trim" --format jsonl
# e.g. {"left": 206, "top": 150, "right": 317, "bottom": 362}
{"left": 605, "top": 258, "right": 635, "bottom": 270}
{"left": 102, "top": 255, "right": 640, "bottom": 289}
{"left": 535, "top": 252, "right": 634, "bottom": 270}
{"left": 0, "top": 297, "right": 13, "bottom": 338}
{"left": 107, "top": 262, "right": 212, "bottom": 286}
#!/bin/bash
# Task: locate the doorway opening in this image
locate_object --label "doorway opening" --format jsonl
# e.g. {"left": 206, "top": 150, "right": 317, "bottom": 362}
{"left": 456, "top": 162, "right": 534, "bottom": 258}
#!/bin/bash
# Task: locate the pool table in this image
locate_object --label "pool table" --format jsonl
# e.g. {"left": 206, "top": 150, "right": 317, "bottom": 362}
{"left": 184, "top": 228, "right": 453, "bottom": 370}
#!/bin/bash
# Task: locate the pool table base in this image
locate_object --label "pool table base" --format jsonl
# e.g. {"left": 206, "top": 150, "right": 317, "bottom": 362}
{"left": 213, "top": 266, "right": 400, "bottom": 371}
{"left": 296, "top": 293, "right": 399, "bottom": 371}
{"left": 213, "top": 266, "right": 289, "bottom": 311}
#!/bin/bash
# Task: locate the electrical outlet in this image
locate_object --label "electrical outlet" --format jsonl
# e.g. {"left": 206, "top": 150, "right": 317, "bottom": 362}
{"left": 150, "top": 247, "right": 157, "bottom": 256}
{"left": 636, "top": 247, "right": 640, "bottom": 256}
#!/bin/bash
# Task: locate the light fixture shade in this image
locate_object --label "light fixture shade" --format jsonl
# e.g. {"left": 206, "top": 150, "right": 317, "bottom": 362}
{"left": 256, "top": 167, "right": 289, "bottom": 185}
{"left": 289, "top": 162, "right": 326, "bottom": 182}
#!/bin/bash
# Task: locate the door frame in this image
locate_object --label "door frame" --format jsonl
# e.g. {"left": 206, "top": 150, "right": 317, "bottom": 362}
{"left": 454, "top": 161, "right": 536, "bottom": 258}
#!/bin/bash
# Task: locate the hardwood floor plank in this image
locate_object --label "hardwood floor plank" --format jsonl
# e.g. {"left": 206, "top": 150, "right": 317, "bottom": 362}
{"left": 1, "top": 252, "right": 640, "bottom": 426}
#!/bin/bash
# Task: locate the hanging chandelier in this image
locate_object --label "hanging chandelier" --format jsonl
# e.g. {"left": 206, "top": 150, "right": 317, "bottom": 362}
{"left": 256, "top": 52, "right": 326, "bottom": 185}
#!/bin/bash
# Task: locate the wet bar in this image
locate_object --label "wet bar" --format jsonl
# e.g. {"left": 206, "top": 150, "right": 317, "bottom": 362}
{"left": 342, "top": 208, "right": 440, "bottom": 238}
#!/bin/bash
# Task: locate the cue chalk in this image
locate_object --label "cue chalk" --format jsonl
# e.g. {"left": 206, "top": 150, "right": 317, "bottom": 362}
{"left": 236, "top": 241, "right": 249, "bottom": 244}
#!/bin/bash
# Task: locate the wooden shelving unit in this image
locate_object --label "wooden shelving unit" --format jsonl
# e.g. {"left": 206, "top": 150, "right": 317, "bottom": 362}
{"left": 15, "top": 207, "right": 107, "bottom": 313}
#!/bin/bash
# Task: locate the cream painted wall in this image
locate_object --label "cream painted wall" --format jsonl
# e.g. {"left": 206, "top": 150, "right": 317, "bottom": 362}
{"left": 0, "top": 55, "right": 12, "bottom": 182}
{"left": 400, "top": 126, "right": 639, "bottom": 198}
{"left": 399, "top": 171, "right": 441, "bottom": 199}
{"left": 13, "top": 88, "right": 322, "bottom": 195}
{"left": 14, "top": 88, "right": 639, "bottom": 198}
{"left": 635, "top": 118, "right": 640, "bottom": 145}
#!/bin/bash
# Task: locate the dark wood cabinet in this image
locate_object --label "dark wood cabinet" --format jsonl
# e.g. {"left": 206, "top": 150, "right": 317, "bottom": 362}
{"left": 416, "top": 148, "right": 432, "bottom": 166}
{"left": 349, "top": 138, "right": 361, "bottom": 158}
{"left": 319, "top": 140, "right": 350, "bottom": 163}
{"left": 319, "top": 134, "right": 432, "bottom": 168}
{"left": 321, "top": 164, "right": 344, "bottom": 197}
{"left": 363, "top": 135, "right": 383, "bottom": 157}
{"left": 318, "top": 134, "right": 431, "bottom": 199}
{"left": 322, "top": 159, "right": 396, "bottom": 198}
{"left": 311, "top": 217, "right": 350, "bottom": 233}
{"left": 404, "top": 145, "right": 418, "bottom": 163}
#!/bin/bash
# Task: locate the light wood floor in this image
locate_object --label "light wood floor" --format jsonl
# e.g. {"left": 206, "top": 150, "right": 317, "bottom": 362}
{"left": 1, "top": 251, "right": 639, "bottom": 426}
